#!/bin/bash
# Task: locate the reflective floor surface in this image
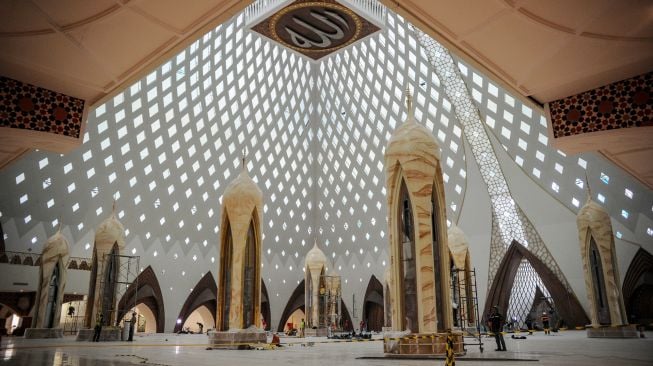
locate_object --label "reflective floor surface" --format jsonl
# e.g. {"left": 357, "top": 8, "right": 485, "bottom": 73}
{"left": 1, "top": 330, "right": 652, "bottom": 366}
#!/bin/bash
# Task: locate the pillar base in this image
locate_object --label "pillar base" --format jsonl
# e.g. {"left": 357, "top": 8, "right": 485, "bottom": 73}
{"left": 23, "top": 328, "right": 63, "bottom": 339}
{"left": 305, "top": 327, "right": 328, "bottom": 337}
{"left": 76, "top": 327, "right": 122, "bottom": 341}
{"left": 208, "top": 328, "right": 267, "bottom": 349}
{"left": 586, "top": 324, "right": 638, "bottom": 338}
{"left": 383, "top": 332, "right": 465, "bottom": 356}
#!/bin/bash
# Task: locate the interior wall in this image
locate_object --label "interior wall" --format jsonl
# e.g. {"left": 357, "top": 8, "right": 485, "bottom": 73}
{"left": 0, "top": 265, "right": 37, "bottom": 292}
{"left": 457, "top": 139, "right": 493, "bottom": 313}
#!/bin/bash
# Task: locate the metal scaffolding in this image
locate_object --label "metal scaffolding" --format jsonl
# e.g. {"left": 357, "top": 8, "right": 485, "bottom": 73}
{"left": 451, "top": 267, "right": 484, "bottom": 353}
{"left": 96, "top": 253, "right": 139, "bottom": 326}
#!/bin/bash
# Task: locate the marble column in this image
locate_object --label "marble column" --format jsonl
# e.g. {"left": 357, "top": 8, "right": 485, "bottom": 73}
{"left": 304, "top": 242, "right": 327, "bottom": 328}
{"left": 217, "top": 163, "right": 263, "bottom": 331}
{"left": 25, "top": 228, "right": 70, "bottom": 338}
{"left": 383, "top": 265, "right": 393, "bottom": 328}
{"left": 385, "top": 88, "right": 453, "bottom": 333}
{"left": 448, "top": 225, "right": 474, "bottom": 327}
{"left": 577, "top": 198, "right": 628, "bottom": 327}
{"left": 85, "top": 205, "right": 125, "bottom": 328}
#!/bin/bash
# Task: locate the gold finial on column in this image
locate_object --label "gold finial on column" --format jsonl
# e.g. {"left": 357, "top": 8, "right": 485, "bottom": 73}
{"left": 56, "top": 218, "right": 62, "bottom": 233}
{"left": 112, "top": 199, "right": 117, "bottom": 215}
{"left": 241, "top": 147, "right": 248, "bottom": 170}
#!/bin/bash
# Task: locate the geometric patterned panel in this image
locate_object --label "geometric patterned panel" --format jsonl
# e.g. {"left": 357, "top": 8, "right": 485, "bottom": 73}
{"left": 0, "top": 76, "right": 85, "bottom": 139}
{"left": 548, "top": 72, "right": 652, "bottom": 139}
{"left": 507, "top": 259, "right": 551, "bottom": 326}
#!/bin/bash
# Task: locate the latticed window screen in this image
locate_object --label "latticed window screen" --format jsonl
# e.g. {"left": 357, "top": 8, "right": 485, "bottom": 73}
{"left": 507, "top": 259, "right": 552, "bottom": 326}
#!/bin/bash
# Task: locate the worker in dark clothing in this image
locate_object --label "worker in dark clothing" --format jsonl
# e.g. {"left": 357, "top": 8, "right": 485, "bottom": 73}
{"left": 93, "top": 314, "right": 103, "bottom": 342}
{"left": 128, "top": 312, "right": 137, "bottom": 341}
{"left": 488, "top": 306, "right": 506, "bottom": 351}
{"left": 541, "top": 312, "right": 551, "bottom": 335}
{"left": 525, "top": 314, "right": 533, "bottom": 335}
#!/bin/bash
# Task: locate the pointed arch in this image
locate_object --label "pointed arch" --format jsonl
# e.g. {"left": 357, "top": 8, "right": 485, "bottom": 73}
{"left": 0, "top": 292, "right": 35, "bottom": 317}
{"left": 588, "top": 235, "right": 610, "bottom": 324}
{"left": 396, "top": 177, "right": 418, "bottom": 332}
{"left": 277, "top": 280, "right": 305, "bottom": 332}
{"left": 174, "top": 271, "right": 217, "bottom": 333}
{"left": 116, "top": 265, "right": 165, "bottom": 333}
{"left": 242, "top": 217, "right": 259, "bottom": 328}
{"left": 484, "top": 240, "right": 588, "bottom": 327}
{"left": 362, "top": 275, "right": 384, "bottom": 331}
{"left": 217, "top": 215, "right": 233, "bottom": 331}
{"left": 43, "top": 259, "right": 63, "bottom": 328}
{"left": 622, "top": 248, "right": 653, "bottom": 325}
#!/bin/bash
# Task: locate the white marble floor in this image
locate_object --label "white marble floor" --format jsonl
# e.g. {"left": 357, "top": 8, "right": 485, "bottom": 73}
{"left": 1, "top": 330, "right": 652, "bottom": 366}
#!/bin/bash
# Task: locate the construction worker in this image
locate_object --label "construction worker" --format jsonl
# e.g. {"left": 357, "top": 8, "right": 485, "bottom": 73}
{"left": 488, "top": 306, "right": 506, "bottom": 351}
{"left": 93, "top": 314, "right": 103, "bottom": 342}
{"left": 525, "top": 314, "right": 533, "bottom": 335}
{"left": 541, "top": 312, "right": 551, "bottom": 335}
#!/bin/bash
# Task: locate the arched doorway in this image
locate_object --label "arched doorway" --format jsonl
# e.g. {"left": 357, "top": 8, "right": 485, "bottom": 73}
{"left": 181, "top": 305, "right": 214, "bottom": 334}
{"left": 340, "top": 299, "right": 353, "bottom": 331}
{"left": 484, "top": 241, "right": 588, "bottom": 328}
{"left": 0, "top": 303, "right": 18, "bottom": 335}
{"left": 362, "top": 275, "right": 384, "bottom": 332}
{"left": 124, "top": 303, "right": 157, "bottom": 333}
{"left": 175, "top": 272, "right": 217, "bottom": 333}
{"left": 622, "top": 248, "right": 653, "bottom": 328}
{"left": 175, "top": 273, "right": 270, "bottom": 332}
{"left": 261, "top": 281, "right": 271, "bottom": 330}
{"left": 0, "top": 292, "right": 35, "bottom": 335}
{"left": 284, "top": 308, "right": 305, "bottom": 333}
{"left": 278, "top": 280, "right": 305, "bottom": 332}
{"left": 116, "top": 266, "right": 165, "bottom": 333}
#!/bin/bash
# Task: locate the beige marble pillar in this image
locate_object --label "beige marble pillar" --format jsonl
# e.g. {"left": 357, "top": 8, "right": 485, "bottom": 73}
{"left": 577, "top": 198, "right": 628, "bottom": 327}
{"left": 448, "top": 225, "right": 473, "bottom": 327}
{"left": 383, "top": 265, "right": 393, "bottom": 328}
{"left": 33, "top": 228, "right": 70, "bottom": 328}
{"left": 217, "top": 164, "right": 263, "bottom": 330}
{"left": 304, "top": 242, "right": 327, "bottom": 328}
{"left": 385, "top": 88, "right": 453, "bottom": 333}
{"left": 85, "top": 207, "right": 125, "bottom": 328}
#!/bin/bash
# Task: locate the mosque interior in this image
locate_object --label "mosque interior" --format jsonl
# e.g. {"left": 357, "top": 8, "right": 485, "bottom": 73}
{"left": 0, "top": 0, "right": 651, "bottom": 365}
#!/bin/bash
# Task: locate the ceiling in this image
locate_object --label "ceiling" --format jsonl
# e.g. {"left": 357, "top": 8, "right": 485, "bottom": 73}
{"left": 380, "top": 0, "right": 653, "bottom": 105}
{"left": 1, "top": 0, "right": 652, "bottom": 187}
{"left": 0, "top": 0, "right": 253, "bottom": 107}
{"left": 2, "top": 0, "right": 651, "bottom": 109}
